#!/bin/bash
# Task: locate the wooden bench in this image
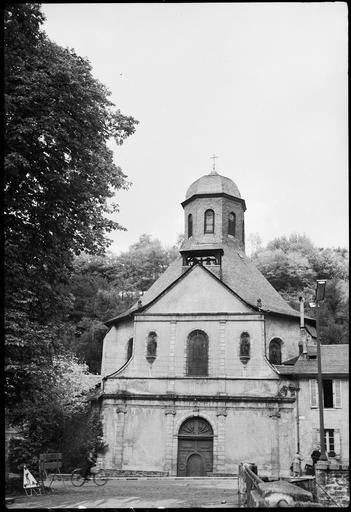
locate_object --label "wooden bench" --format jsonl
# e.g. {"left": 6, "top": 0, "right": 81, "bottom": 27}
{"left": 39, "top": 453, "right": 65, "bottom": 487}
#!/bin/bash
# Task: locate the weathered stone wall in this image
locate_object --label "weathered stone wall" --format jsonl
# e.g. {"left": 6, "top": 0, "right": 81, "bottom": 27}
{"left": 315, "top": 463, "right": 350, "bottom": 507}
{"left": 101, "top": 399, "right": 296, "bottom": 476}
{"left": 106, "top": 313, "right": 279, "bottom": 381}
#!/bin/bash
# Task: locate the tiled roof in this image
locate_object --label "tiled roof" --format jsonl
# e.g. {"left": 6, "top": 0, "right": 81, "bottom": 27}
{"left": 105, "top": 242, "right": 311, "bottom": 325}
{"left": 221, "top": 247, "right": 302, "bottom": 318}
{"left": 185, "top": 172, "right": 241, "bottom": 200}
{"left": 282, "top": 355, "right": 300, "bottom": 365}
{"left": 105, "top": 256, "right": 185, "bottom": 325}
{"left": 275, "top": 344, "right": 349, "bottom": 376}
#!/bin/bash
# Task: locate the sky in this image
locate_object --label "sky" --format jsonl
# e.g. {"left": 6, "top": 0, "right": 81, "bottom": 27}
{"left": 41, "top": 2, "right": 348, "bottom": 255}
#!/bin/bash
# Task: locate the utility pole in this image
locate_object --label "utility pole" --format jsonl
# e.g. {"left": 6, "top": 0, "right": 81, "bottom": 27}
{"left": 314, "top": 279, "right": 328, "bottom": 461}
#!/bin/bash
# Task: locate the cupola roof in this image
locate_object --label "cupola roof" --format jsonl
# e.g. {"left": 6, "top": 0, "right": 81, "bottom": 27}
{"left": 185, "top": 171, "right": 241, "bottom": 200}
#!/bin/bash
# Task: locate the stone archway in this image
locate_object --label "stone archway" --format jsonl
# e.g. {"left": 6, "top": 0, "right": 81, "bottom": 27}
{"left": 177, "top": 417, "right": 213, "bottom": 476}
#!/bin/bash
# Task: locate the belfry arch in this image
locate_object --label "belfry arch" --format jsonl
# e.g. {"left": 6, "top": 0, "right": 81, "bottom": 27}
{"left": 177, "top": 417, "right": 213, "bottom": 476}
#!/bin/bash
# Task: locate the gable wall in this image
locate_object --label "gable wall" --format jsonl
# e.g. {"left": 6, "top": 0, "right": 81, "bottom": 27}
{"left": 145, "top": 265, "right": 252, "bottom": 314}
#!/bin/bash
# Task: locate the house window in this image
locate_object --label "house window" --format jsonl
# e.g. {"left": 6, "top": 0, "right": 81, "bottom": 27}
{"left": 188, "top": 214, "right": 193, "bottom": 238}
{"left": 146, "top": 331, "right": 157, "bottom": 363}
{"left": 315, "top": 428, "right": 341, "bottom": 458}
{"left": 127, "top": 338, "right": 133, "bottom": 361}
{"left": 204, "top": 210, "right": 215, "bottom": 234}
{"left": 240, "top": 332, "right": 250, "bottom": 364}
{"left": 310, "top": 379, "right": 342, "bottom": 408}
{"left": 187, "top": 330, "right": 208, "bottom": 376}
{"left": 323, "top": 379, "right": 333, "bottom": 408}
{"left": 228, "top": 212, "right": 236, "bottom": 236}
{"left": 269, "top": 338, "right": 282, "bottom": 364}
{"left": 324, "top": 429, "right": 335, "bottom": 456}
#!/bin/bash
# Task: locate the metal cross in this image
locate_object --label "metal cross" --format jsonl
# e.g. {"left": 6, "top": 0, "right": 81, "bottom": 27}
{"left": 210, "top": 154, "right": 218, "bottom": 173}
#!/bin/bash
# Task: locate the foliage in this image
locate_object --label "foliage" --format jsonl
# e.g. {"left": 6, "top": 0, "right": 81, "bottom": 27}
{"left": 8, "top": 406, "right": 106, "bottom": 474}
{"left": 66, "top": 234, "right": 179, "bottom": 372}
{"left": 251, "top": 234, "right": 349, "bottom": 344}
{"left": 7, "top": 353, "right": 97, "bottom": 472}
{"left": 60, "top": 408, "right": 107, "bottom": 472}
{"left": 5, "top": 3, "right": 136, "bottom": 470}
{"left": 5, "top": 2, "right": 138, "bottom": 322}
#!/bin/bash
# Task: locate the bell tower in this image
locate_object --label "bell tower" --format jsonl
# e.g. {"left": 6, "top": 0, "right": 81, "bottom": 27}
{"left": 180, "top": 166, "right": 246, "bottom": 278}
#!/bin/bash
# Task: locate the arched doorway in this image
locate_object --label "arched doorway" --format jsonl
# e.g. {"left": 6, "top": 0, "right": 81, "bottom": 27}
{"left": 177, "top": 417, "right": 213, "bottom": 476}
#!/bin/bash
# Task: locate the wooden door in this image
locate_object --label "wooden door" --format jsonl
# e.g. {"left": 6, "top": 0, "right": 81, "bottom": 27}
{"left": 177, "top": 417, "right": 213, "bottom": 476}
{"left": 186, "top": 453, "right": 204, "bottom": 476}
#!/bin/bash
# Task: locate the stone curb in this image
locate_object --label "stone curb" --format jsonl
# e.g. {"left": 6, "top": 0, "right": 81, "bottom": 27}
{"left": 48, "top": 475, "right": 238, "bottom": 481}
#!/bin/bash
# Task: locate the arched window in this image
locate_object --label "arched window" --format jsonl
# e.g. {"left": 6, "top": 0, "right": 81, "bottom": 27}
{"left": 240, "top": 332, "right": 250, "bottom": 364}
{"left": 204, "top": 209, "right": 215, "bottom": 234}
{"left": 228, "top": 212, "right": 236, "bottom": 236}
{"left": 269, "top": 338, "right": 282, "bottom": 364}
{"left": 146, "top": 331, "right": 157, "bottom": 363}
{"left": 188, "top": 214, "right": 193, "bottom": 238}
{"left": 127, "top": 338, "right": 133, "bottom": 361}
{"left": 187, "top": 330, "right": 208, "bottom": 376}
{"left": 242, "top": 218, "right": 245, "bottom": 244}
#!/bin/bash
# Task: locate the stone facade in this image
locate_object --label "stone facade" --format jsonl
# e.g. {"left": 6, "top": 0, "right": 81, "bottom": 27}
{"left": 297, "top": 377, "right": 349, "bottom": 465}
{"left": 97, "top": 170, "right": 337, "bottom": 477}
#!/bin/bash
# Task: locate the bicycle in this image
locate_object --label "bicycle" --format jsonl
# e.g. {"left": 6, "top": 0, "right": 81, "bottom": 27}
{"left": 71, "top": 467, "right": 108, "bottom": 487}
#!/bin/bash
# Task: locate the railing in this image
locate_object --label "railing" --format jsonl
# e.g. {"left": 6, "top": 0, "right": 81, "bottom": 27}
{"left": 238, "top": 463, "right": 264, "bottom": 507}
{"left": 315, "top": 480, "right": 342, "bottom": 508}
{"left": 238, "top": 462, "right": 320, "bottom": 507}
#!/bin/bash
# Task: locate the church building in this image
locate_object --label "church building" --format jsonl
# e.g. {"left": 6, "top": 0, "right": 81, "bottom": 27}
{"left": 97, "top": 168, "right": 321, "bottom": 477}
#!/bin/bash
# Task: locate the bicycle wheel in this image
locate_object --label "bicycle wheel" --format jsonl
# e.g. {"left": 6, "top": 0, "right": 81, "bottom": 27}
{"left": 93, "top": 469, "right": 108, "bottom": 486}
{"left": 71, "top": 469, "right": 85, "bottom": 487}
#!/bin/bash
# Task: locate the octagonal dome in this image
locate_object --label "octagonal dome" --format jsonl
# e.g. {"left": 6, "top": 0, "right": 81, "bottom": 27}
{"left": 185, "top": 172, "right": 241, "bottom": 200}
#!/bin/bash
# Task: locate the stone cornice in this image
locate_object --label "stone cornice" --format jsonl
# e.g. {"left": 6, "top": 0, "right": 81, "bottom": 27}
{"left": 98, "top": 392, "right": 295, "bottom": 403}
{"left": 181, "top": 193, "right": 247, "bottom": 210}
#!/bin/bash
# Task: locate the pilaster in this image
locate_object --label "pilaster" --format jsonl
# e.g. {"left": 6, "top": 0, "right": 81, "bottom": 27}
{"left": 167, "top": 321, "right": 177, "bottom": 390}
{"left": 219, "top": 321, "right": 226, "bottom": 378}
{"left": 215, "top": 407, "right": 227, "bottom": 473}
{"left": 164, "top": 406, "right": 176, "bottom": 474}
{"left": 114, "top": 404, "right": 127, "bottom": 468}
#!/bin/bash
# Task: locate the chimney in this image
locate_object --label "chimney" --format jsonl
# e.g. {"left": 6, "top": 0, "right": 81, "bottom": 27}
{"left": 299, "top": 296, "right": 307, "bottom": 358}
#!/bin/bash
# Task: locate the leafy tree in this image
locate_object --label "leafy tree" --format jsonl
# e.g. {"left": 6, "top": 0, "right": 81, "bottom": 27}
{"left": 4, "top": 3, "right": 137, "bottom": 468}
{"left": 7, "top": 353, "right": 98, "bottom": 472}
{"left": 251, "top": 248, "right": 314, "bottom": 292}
{"left": 60, "top": 408, "right": 108, "bottom": 472}
{"left": 66, "top": 235, "right": 179, "bottom": 372}
{"left": 319, "top": 280, "right": 349, "bottom": 344}
{"left": 266, "top": 233, "right": 315, "bottom": 255}
{"left": 251, "top": 234, "right": 349, "bottom": 344}
{"left": 5, "top": 3, "right": 138, "bottom": 322}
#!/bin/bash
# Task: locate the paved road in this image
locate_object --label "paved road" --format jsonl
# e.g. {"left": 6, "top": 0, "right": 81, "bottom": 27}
{"left": 7, "top": 477, "right": 239, "bottom": 509}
